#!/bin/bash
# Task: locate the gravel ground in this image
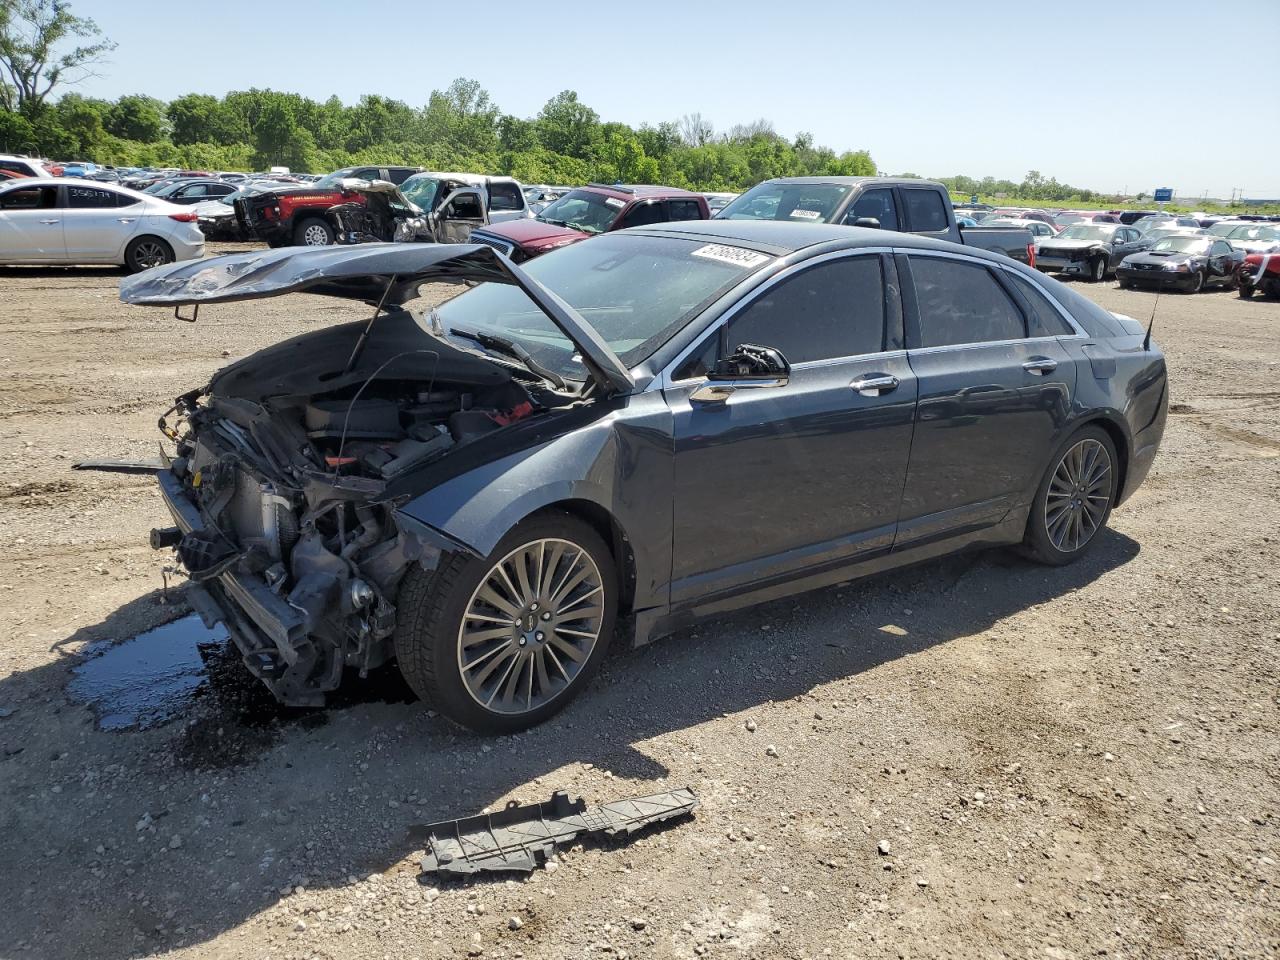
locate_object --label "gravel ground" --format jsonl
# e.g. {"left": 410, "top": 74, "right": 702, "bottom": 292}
{"left": 0, "top": 247, "right": 1276, "bottom": 960}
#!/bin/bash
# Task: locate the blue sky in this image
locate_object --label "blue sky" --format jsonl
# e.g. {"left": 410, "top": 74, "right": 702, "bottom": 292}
{"left": 69, "top": 0, "right": 1278, "bottom": 199}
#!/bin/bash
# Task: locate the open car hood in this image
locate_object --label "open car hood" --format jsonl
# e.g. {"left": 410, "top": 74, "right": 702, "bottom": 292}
{"left": 118, "top": 243, "right": 633, "bottom": 394}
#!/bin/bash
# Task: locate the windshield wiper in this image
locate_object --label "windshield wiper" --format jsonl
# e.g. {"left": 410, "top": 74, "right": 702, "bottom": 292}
{"left": 540, "top": 217, "right": 569, "bottom": 227}
{"left": 450, "top": 327, "right": 566, "bottom": 390}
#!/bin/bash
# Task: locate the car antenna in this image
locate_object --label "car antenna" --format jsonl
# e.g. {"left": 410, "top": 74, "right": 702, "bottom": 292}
{"left": 1143, "top": 289, "right": 1160, "bottom": 351}
{"left": 343, "top": 274, "right": 398, "bottom": 374}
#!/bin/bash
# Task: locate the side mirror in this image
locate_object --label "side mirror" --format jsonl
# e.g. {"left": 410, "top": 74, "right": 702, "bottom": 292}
{"left": 692, "top": 343, "right": 790, "bottom": 404}
{"left": 852, "top": 217, "right": 881, "bottom": 229}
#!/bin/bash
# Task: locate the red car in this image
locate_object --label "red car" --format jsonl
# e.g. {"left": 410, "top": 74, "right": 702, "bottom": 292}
{"left": 469, "top": 184, "right": 709, "bottom": 261}
{"left": 1238, "top": 252, "right": 1280, "bottom": 299}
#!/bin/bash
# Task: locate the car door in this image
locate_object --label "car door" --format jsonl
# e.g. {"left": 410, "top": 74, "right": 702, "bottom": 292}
{"left": 61, "top": 184, "right": 140, "bottom": 262}
{"left": 0, "top": 184, "right": 64, "bottom": 261}
{"left": 665, "top": 251, "right": 917, "bottom": 607}
{"left": 1110, "top": 228, "right": 1141, "bottom": 267}
{"left": 614, "top": 199, "right": 668, "bottom": 230}
{"left": 1207, "top": 240, "right": 1235, "bottom": 282}
{"left": 895, "top": 252, "right": 1078, "bottom": 548}
{"left": 431, "top": 188, "right": 488, "bottom": 243}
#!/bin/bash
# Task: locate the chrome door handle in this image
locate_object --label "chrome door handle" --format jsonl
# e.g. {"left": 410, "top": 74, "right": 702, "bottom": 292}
{"left": 39, "top": 218, "right": 59, "bottom": 224}
{"left": 1023, "top": 357, "right": 1059, "bottom": 375}
{"left": 849, "top": 374, "right": 899, "bottom": 397}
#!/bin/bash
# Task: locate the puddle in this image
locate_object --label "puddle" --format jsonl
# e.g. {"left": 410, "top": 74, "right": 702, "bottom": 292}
{"left": 69, "top": 615, "right": 230, "bottom": 731}
{"left": 68, "top": 612, "right": 418, "bottom": 767}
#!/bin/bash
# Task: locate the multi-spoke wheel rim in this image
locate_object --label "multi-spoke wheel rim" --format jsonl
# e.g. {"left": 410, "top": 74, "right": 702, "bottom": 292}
{"left": 1044, "top": 438, "right": 1112, "bottom": 553}
{"left": 134, "top": 241, "right": 168, "bottom": 269}
{"left": 302, "top": 224, "right": 330, "bottom": 246}
{"left": 457, "top": 538, "right": 605, "bottom": 716}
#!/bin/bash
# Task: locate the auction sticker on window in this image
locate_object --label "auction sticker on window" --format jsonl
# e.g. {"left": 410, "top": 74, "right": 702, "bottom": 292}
{"left": 690, "top": 243, "right": 771, "bottom": 268}
{"left": 604, "top": 197, "right": 625, "bottom": 208}
{"left": 788, "top": 209, "right": 822, "bottom": 220}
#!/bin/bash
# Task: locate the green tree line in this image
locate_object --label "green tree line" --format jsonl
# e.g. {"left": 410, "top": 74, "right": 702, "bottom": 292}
{"left": 0, "top": 77, "right": 877, "bottom": 191}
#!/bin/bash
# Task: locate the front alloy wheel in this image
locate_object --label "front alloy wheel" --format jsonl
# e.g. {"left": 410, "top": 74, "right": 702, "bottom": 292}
{"left": 458, "top": 539, "right": 605, "bottom": 716}
{"left": 394, "top": 513, "right": 616, "bottom": 733}
{"left": 1091, "top": 257, "right": 1107, "bottom": 282}
{"left": 1022, "top": 426, "right": 1118, "bottom": 566}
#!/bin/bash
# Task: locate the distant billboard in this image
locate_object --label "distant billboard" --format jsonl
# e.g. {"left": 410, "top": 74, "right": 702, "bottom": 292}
{"left": 1153, "top": 187, "right": 1173, "bottom": 202}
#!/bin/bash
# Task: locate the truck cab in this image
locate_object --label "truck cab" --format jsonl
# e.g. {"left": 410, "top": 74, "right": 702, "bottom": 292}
{"left": 715, "top": 177, "right": 1036, "bottom": 265}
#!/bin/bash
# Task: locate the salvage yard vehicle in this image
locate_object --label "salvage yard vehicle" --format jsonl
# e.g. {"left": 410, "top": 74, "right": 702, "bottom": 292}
{"left": 148, "top": 178, "right": 237, "bottom": 205}
{"left": 324, "top": 179, "right": 490, "bottom": 245}
{"left": 715, "top": 177, "right": 1038, "bottom": 265}
{"left": 1237, "top": 252, "right": 1280, "bottom": 299}
{"left": 1219, "top": 223, "right": 1280, "bottom": 255}
{"left": 468, "top": 184, "right": 710, "bottom": 262}
{"left": 0, "top": 178, "right": 204, "bottom": 270}
{"left": 121, "top": 221, "right": 1167, "bottom": 733}
{"left": 1116, "top": 235, "right": 1242, "bottom": 292}
{"left": 1035, "top": 223, "right": 1144, "bottom": 281}
{"left": 238, "top": 170, "right": 527, "bottom": 248}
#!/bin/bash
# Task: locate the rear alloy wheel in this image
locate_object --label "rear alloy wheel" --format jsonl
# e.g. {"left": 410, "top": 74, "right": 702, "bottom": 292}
{"left": 394, "top": 513, "right": 616, "bottom": 733}
{"left": 1091, "top": 256, "right": 1107, "bottom": 282}
{"left": 125, "top": 236, "right": 174, "bottom": 273}
{"left": 1022, "top": 426, "right": 1117, "bottom": 566}
{"left": 294, "top": 218, "right": 334, "bottom": 247}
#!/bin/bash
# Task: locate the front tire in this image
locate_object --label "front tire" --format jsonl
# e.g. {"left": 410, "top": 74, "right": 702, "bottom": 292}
{"left": 1118, "top": 277, "right": 1134, "bottom": 289}
{"left": 1021, "top": 426, "right": 1118, "bottom": 566}
{"left": 1187, "top": 269, "right": 1205, "bottom": 293}
{"left": 124, "top": 235, "right": 174, "bottom": 273}
{"left": 394, "top": 512, "right": 617, "bottom": 733}
{"left": 1090, "top": 256, "right": 1107, "bottom": 282}
{"left": 293, "top": 217, "right": 334, "bottom": 247}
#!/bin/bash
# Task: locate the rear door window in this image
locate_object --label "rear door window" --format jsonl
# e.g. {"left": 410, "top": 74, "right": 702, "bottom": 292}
{"left": 901, "top": 188, "right": 949, "bottom": 232}
{"left": 386, "top": 168, "right": 416, "bottom": 184}
{"left": 667, "top": 199, "right": 703, "bottom": 221}
{"left": 1006, "top": 272, "right": 1074, "bottom": 337}
{"left": 844, "top": 188, "right": 899, "bottom": 230}
{"left": 487, "top": 181, "right": 523, "bottom": 212}
{"left": 723, "top": 255, "right": 887, "bottom": 365}
{"left": 67, "top": 185, "right": 119, "bottom": 209}
{"left": 909, "top": 256, "right": 1026, "bottom": 347}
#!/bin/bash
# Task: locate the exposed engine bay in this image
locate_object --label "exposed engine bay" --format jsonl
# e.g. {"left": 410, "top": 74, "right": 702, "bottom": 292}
{"left": 154, "top": 307, "right": 569, "bottom": 705}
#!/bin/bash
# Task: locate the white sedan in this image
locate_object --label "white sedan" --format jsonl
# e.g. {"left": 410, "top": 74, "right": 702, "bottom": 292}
{"left": 0, "top": 178, "right": 205, "bottom": 271}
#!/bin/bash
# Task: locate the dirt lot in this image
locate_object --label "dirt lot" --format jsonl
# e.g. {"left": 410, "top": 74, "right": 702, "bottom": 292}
{"left": 0, "top": 246, "right": 1276, "bottom": 960}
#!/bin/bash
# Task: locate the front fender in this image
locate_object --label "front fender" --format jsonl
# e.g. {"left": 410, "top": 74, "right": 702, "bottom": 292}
{"left": 397, "top": 392, "right": 674, "bottom": 611}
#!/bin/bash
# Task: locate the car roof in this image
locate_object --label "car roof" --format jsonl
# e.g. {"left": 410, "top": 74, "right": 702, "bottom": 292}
{"left": 752, "top": 176, "right": 931, "bottom": 187}
{"left": 631, "top": 218, "right": 1018, "bottom": 266}
{"left": 579, "top": 183, "right": 702, "bottom": 200}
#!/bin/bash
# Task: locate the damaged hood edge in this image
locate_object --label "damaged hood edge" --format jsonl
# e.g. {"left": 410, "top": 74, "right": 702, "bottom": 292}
{"left": 118, "top": 243, "right": 633, "bottom": 395}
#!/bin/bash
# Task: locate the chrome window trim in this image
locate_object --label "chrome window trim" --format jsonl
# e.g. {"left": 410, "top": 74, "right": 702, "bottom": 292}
{"left": 651, "top": 247, "right": 895, "bottom": 390}
{"left": 992, "top": 262, "right": 1088, "bottom": 337}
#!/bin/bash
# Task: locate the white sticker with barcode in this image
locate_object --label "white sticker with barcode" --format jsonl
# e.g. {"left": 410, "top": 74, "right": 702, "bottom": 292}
{"left": 788, "top": 208, "right": 821, "bottom": 220}
{"left": 604, "top": 197, "right": 625, "bottom": 208}
{"left": 690, "top": 243, "right": 771, "bottom": 268}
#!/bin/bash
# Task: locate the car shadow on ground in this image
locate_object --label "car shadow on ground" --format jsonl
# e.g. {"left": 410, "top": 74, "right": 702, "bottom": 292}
{"left": 0, "top": 531, "right": 1139, "bottom": 958}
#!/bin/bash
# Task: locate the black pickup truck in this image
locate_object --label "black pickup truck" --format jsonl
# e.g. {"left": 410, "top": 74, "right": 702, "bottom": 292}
{"left": 714, "top": 177, "right": 1036, "bottom": 265}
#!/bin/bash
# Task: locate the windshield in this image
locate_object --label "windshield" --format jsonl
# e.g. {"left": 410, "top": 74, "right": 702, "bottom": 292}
{"left": 312, "top": 168, "right": 359, "bottom": 189}
{"left": 1057, "top": 224, "right": 1117, "bottom": 241}
{"left": 1225, "top": 225, "right": 1279, "bottom": 241}
{"left": 400, "top": 176, "right": 442, "bottom": 211}
{"left": 432, "top": 234, "right": 770, "bottom": 382}
{"left": 536, "top": 189, "right": 621, "bottom": 234}
{"left": 1152, "top": 237, "right": 1211, "bottom": 254}
{"left": 1055, "top": 214, "right": 1087, "bottom": 226}
{"left": 716, "top": 182, "right": 852, "bottom": 223}
{"left": 1207, "top": 221, "right": 1240, "bottom": 237}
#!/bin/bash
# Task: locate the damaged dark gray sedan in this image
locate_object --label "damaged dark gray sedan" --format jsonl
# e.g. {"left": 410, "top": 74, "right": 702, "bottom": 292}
{"left": 121, "top": 222, "right": 1168, "bottom": 732}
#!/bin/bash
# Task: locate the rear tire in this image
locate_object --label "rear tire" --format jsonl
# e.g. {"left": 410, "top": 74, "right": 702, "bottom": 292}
{"left": 394, "top": 512, "right": 617, "bottom": 734}
{"left": 124, "top": 236, "right": 174, "bottom": 273}
{"left": 1238, "top": 282, "right": 1254, "bottom": 299}
{"left": 1021, "top": 425, "right": 1118, "bottom": 567}
{"left": 293, "top": 217, "right": 334, "bottom": 247}
{"left": 1090, "top": 256, "right": 1107, "bottom": 282}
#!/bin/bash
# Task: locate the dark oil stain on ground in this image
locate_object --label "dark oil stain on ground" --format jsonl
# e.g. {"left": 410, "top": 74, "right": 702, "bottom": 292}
{"left": 68, "top": 612, "right": 417, "bottom": 769}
